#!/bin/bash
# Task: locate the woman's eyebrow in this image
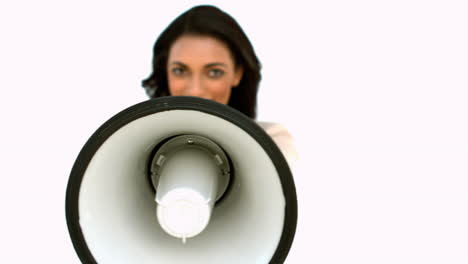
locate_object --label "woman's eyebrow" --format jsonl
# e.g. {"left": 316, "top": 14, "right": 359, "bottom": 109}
{"left": 205, "top": 62, "right": 228, "bottom": 68}
{"left": 169, "top": 61, "right": 187, "bottom": 67}
{"left": 168, "top": 61, "right": 227, "bottom": 68}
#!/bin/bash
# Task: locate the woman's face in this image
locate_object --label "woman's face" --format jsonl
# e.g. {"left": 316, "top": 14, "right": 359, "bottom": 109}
{"left": 166, "top": 35, "right": 243, "bottom": 104}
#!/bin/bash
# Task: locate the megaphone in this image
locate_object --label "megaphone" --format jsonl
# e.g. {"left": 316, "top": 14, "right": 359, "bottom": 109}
{"left": 65, "top": 96, "right": 297, "bottom": 264}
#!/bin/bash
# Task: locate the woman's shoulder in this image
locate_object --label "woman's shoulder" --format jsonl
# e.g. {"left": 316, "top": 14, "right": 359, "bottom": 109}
{"left": 256, "top": 121, "right": 289, "bottom": 135}
{"left": 255, "top": 121, "right": 298, "bottom": 167}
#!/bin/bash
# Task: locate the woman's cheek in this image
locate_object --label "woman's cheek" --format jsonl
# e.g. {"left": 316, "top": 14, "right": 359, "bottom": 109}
{"left": 211, "top": 80, "right": 232, "bottom": 104}
{"left": 168, "top": 78, "right": 185, "bottom": 96}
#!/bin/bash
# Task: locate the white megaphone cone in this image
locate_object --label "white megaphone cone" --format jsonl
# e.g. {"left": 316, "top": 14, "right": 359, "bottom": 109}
{"left": 66, "top": 96, "right": 297, "bottom": 264}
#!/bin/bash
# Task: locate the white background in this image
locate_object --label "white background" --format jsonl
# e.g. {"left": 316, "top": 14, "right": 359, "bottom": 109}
{"left": 1, "top": 0, "right": 467, "bottom": 263}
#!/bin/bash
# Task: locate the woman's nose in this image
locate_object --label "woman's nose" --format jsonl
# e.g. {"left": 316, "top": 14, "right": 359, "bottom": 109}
{"left": 186, "top": 76, "right": 204, "bottom": 97}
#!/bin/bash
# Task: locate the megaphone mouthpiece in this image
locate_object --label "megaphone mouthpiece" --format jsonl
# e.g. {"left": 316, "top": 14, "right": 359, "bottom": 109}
{"left": 157, "top": 188, "right": 212, "bottom": 242}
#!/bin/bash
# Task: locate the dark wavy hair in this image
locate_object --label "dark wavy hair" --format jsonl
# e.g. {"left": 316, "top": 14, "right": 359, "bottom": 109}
{"left": 142, "top": 5, "right": 261, "bottom": 119}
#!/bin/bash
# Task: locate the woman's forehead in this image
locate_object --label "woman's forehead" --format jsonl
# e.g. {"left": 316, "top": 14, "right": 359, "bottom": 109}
{"left": 167, "top": 35, "right": 235, "bottom": 65}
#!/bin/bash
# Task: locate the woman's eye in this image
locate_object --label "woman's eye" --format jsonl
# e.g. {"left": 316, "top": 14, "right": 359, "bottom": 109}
{"left": 208, "top": 69, "right": 225, "bottom": 78}
{"left": 171, "top": 68, "right": 185, "bottom": 76}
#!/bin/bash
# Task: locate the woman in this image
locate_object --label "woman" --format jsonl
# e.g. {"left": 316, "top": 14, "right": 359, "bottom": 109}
{"left": 142, "top": 5, "right": 297, "bottom": 165}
